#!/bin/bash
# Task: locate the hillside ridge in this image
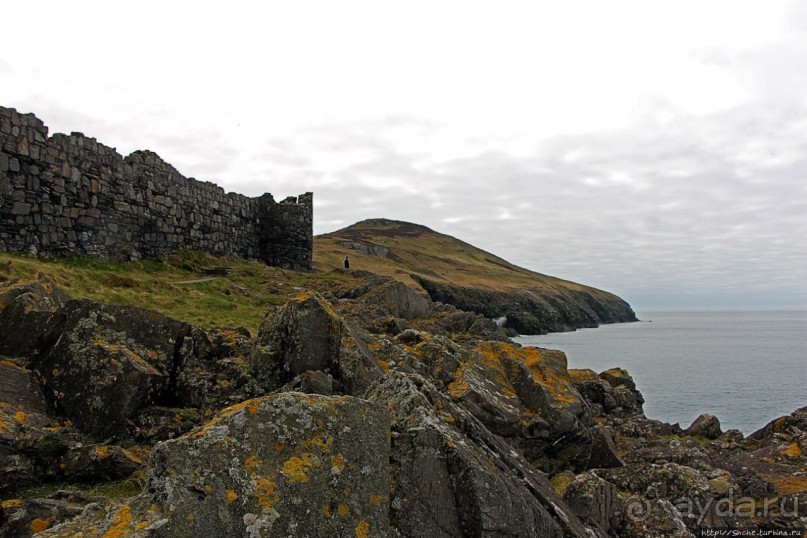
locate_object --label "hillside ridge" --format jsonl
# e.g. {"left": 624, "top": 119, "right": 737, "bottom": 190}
{"left": 316, "top": 218, "right": 637, "bottom": 334}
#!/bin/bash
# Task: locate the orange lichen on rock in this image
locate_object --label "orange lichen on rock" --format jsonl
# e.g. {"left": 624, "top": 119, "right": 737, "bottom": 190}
{"left": 782, "top": 442, "right": 802, "bottom": 458}
{"left": 337, "top": 503, "right": 350, "bottom": 517}
{"left": 30, "top": 516, "right": 55, "bottom": 533}
{"left": 255, "top": 477, "right": 279, "bottom": 509}
{"left": 368, "top": 494, "right": 385, "bottom": 506}
{"left": 356, "top": 520, "right": 370, "bottom": 538}
{"left": 303, "top": 435, "right": 334, "bottom": 453}
{"left": 227, "top": 490, "right": 238, "bottom": 502}
{"left": 244, "top": 455, "right": 263, "bottom": 469}
{"left": 331, "top": 453, "right": 345, "bottom": 472}
{"left": 1, "top": 499, "right": 23, "bottom": 509}
{"left": 101, "top": 505, "right": 133, "bottom": 538}
{"left": 282, "top": 453, "right": 319, "bottom": 483}
{"left": 479, "top": 342, "right": 577, "bottom": 405}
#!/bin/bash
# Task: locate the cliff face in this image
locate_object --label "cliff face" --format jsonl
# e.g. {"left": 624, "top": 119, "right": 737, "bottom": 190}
{"left": 316, "top": 219, "right": 637, "bottom": 334}
{"left": 1, "top": 274, "right": 804, "bottom": 537}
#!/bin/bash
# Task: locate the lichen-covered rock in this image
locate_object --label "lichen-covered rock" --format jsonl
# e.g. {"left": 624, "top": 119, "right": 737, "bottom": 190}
{"left": 0, "top": 278, "right": 69, "bottom": 357}
{"left": 61, "top": 444, "right": 146, "bottom": 482}
{"left": 42, "top": 392, "right": 392, "bottom": 537}
{"left": 0, "top": 358, "right": 59, "bottom": 492}
{"left": 569, "top": 368, "right": 644, "bottom": 418}
{"left": 32, "top": 300, "right": 200, "bottom": 438}
{"left": 361, "top": 280, "right": 432, "bottom": 319}
{"left": 365, "top": 371, "right": 592, "bottom": 538}
{"left": 0, "top": 491, "right": 106, "bottom": 537}
{"left": 686, "top": 414, "right": 722, "bottom": 440}
{"left": 441, "top": 341, "right": 595, "bottom": 472}
{"left": 562, "top": 471, "right": 623, "bottom": 535}
{"left": 250, "top": 292, "right": 343, "bottom": 391}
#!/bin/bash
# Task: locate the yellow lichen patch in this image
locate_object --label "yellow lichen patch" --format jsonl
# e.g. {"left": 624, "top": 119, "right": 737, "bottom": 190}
{"left": 95, "top": 446, "right": 112, "bottom": 459}
{"left": 204, "top": 484, "right": 214, "bottom": 494}
{"left": 14, "top": 410, "right": 26, "bottom": 424}
{"left": 486, "top": 343, "right": 577, "bottom": 405}
{"left": 368, "top": 494, "right": 385, "bottom": 506}
{"left": 274, "top": 442, "right": 284, "bottom": 452}
{"left": 760, "top": 473, "right": 807, "bottom": 496}
{"left": 568, "top": 368, "right": 599, "bottom": 382}
{"left": 356, "top": 520, "right": 370, "bottom": 538}
{"left": 222, "top": 398, "right": 260, "bottom": 417}
{"left": 0, "top": 419, "right": 6, "bottom": 433}
{"left": 782, "top": 442, "right": 802, "bottom": 458}
{"left": 337, "top": 503, "right": 350, "bottom": 517}
{"left": 227, "top": 490, "right": 238, "bottom": 502}
{"left": 185, "top": 514, "right": 194, "bottom": 522}
{"left": 30, "top": 516, "right": 55, "bottom": 533}
{"left": 322, "top": 504, "right": 331, "bottom": 517}
{"left": 447, "top": 361, "right": 470, "bottom": 398}
{"left": 282, "top": 453, "right": 319, "bottom": 483}
{"left": 376, "top": 359, "right": 390, "bottom": 373}
{"left": 1, "top": 499, "right": 23, "bottom": 509}
{"left": 101, "top": 504, "right": 133, "bottom": 538}
{"left": 52, "top": 368, "right": 60, "bottom": 377}
{"left": 303, "top": 435, "right": 334, "bottom": 453}
{"left": 244, "top": 455, "right": 263, "bottom": 469}
{"left": 331, "top": 454, "right": 345, "bottom": 472}
{"left": 255, "top": 477, "right": 279, "bottom": 509}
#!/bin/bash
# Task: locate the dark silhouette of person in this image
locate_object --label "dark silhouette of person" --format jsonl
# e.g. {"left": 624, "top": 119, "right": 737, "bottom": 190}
{"left": 344, "top": 256, "right": 350, "bottom": 269}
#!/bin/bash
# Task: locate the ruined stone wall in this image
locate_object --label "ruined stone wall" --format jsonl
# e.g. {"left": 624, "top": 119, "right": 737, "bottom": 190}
{"left": 0, "top": 106, "right": 312, "bottom": 269}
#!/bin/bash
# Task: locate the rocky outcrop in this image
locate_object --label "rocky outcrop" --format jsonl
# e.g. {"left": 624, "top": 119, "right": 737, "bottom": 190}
{"left": 0, "top": 278, "right": 69, "bottom": 357}
{"left": 31, "top": 300, "right": 202, "bottom": 438}
{"left": 686, "top": 414, "right": 723, "bottom": 440}
{"left": 38, "top": 393, "right": 392, "bottom": 537}
{"left": 249, "top": 291, "right": 344, "bottom": 391}
{"left": 365, "top": 372, "right": 591, "bottom": 538}
{"left": 1, "top": 278, "right": 805, "bottom": 536}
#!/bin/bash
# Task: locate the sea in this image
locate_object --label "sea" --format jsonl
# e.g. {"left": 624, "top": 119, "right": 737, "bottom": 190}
{"left": 514, "top": 310, "right": 807, "bottom": 435}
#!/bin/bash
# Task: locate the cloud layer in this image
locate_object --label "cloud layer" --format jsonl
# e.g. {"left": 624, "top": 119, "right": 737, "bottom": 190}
{"left": 2, "top": 1, "right": 805, "bottom": 308}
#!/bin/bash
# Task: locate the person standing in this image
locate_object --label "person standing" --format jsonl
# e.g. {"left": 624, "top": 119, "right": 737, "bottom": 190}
{"left": 344, "top": 256, "right": 350, "bottom": 269}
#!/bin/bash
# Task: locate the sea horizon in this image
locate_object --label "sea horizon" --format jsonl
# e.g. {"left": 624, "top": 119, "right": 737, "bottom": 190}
{"left": 515, "top": 308, "right": 807, "bottom": 435}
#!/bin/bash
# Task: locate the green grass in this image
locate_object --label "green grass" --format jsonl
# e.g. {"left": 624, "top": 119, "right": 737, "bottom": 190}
{"left": 13, "top": 476, "right": 143, "bottom": 500}
{"left": 0, "top": 251, "right": 320, "bottom": 334}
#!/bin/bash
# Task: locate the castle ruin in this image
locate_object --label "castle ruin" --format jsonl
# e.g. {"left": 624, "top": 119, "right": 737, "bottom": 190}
{"left": 0, "top": 106, "right": 312, "bottom": 270}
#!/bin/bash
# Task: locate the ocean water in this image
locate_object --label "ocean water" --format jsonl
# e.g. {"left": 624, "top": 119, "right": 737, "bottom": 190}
{"left": 514, "top": 310, "right": 807, "bottom": 435}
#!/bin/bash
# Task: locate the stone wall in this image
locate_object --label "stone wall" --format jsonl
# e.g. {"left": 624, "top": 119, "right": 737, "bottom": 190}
{"left": 0, "top": 106, "right": 312, "bottom": 269}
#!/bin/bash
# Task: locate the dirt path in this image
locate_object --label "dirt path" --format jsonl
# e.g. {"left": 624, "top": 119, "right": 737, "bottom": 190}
{"left": 170, "top": 276, "right": 221, "bottom": 285}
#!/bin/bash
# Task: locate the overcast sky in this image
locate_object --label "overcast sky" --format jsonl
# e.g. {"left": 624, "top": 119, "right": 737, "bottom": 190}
{"left": 3, "top": 1, "right": 806, "bottom": 309}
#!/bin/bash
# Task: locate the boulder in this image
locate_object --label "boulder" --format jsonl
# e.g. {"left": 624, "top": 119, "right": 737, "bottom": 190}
{"left": 569, "top": 368, "right": 644, "bottom": 418}
{"left": 361, "top": 280, "right": 432, "bottom": 319}
{"left": 0, "top": 358, "right": 58, "bottom": 493}
{"left": 0, "top": 278, "right": 69, "bottom": 357}
{"left": 0, "top": 491, "right": 106, "bottom": 537}
{"left": 562, "top": 471, "right": 623, "bottom": 535}
{"left": 365, "top": 371, "right": 592, "bottom": 538}
{"left": 249, "top": 292, "right": 343, "bottom": 391}
{"left": 61, "top": 444, "right": 145, "bottom": 482}
{"left": 686, "top": 414, "right": 722, "bottom": 440}
{"left": 39, "top": 392, "right": 393, "bottom": 537}
{"left": 32, "top": 300, "right": 201, "bottom": 438}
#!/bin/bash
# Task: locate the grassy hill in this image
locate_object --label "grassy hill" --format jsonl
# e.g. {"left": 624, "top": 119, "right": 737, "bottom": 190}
{"left": 315, "top": 219, "right": 637, "bottom": 334}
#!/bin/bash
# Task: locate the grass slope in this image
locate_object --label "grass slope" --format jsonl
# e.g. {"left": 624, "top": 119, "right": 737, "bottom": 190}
{"left": 0, "top": 251, "right": 334, "bottom": 334}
